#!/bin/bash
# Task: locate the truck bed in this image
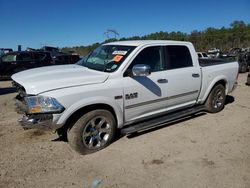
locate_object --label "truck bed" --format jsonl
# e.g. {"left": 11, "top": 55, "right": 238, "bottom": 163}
{"left": 198, "top": 59, "right": 238, "bottom": 104}
{"left": 199, "top": 58, "right": 235, "bottom": 67}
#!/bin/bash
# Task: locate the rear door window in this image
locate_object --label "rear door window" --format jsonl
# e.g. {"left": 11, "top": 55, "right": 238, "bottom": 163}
{"left": 164, "top": 45, "right": 193, "bottom": 70}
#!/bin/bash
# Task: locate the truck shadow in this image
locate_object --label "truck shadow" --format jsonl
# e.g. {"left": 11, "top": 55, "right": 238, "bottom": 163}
{"left": 0, "top": 87, "right": 16, "bottom": 96}
{"left": 133, "top": 76, "right": 162, "bottom": 96}
{"left": 225, "top": 95, "right": 234, "bottom": 105}
{"left": 126, "top": 112, "right": 206, "bottom": 139}
{"left": 126, "top": 95, "right": 235, "bottom": 139}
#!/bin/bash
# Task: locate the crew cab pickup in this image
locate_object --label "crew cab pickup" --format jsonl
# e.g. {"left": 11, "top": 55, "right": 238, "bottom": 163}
{"left": 12, "top": 40, "right": 238, "bottom": 154}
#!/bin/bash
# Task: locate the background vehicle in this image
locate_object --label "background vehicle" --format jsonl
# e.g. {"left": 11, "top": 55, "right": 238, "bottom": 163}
{"left": 226, "top": 47, "right": 250, "bottom": 73}
{"left": 12, "top": 40, "right": 238, "bottom": 155}
{"left": 197, "top": 52, "right": 209, "bottom": 58}
{"left": 53, "top": 54, "right": 80, "bottom": 65}
{"left": 208, "top": 48, "right": 221, "bottom": 54}
{"left": 28, "top": 46, "right": 80, "bottom": 65}
{"left": 0, "top": 51, "right": 53, "bottom": 79}
{"left": 40, "top": 46, "right": 60, "bottom": 58}
{"left": 0, "top": 48, "right": 13, "bottom": 57}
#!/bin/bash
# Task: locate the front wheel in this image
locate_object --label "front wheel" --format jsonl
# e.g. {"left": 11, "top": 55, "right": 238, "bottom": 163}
{"left": 205, "top": 84, "right": 226, "bottom": 113}
{"left": 68, "top": 110, "right": 116, "bottom": 155}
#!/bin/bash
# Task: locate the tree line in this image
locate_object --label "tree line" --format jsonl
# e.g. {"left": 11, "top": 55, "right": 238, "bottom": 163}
{"left": 61, "top": 20, "right": 250, "bottom": 56}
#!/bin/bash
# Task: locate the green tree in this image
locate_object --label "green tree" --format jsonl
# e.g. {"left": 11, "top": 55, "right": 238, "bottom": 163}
{"left": 61, "top": 20, "right": 250, "bottom": 55}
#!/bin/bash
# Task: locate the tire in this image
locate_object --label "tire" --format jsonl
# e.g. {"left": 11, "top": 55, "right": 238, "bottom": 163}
{"left": 68, "top": 109, "right": 116, "bottom": 155}
{"left": 239, "top": 62, "right": 247, "bottom": 73}
{"left": 205, "top": 84, "right": 226, "bottom": 113}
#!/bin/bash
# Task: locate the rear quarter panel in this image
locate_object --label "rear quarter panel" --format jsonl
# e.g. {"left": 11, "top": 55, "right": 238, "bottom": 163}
{"left": 198, "top": 61, "right": 239, "bottom": 104}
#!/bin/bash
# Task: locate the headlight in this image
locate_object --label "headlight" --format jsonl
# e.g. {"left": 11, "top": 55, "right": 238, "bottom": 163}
{"left": 25, "top": 95, "right": 64, "bottom": 114}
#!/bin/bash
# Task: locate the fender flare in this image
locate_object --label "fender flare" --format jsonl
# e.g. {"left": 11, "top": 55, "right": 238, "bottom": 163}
{"left": 201, "top": 75, "right": 228, "bottom": 103}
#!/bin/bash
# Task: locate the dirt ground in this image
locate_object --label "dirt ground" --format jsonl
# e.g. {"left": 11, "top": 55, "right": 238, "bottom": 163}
{"left": 0, "top": 73, "right": 249, "bottom": 188}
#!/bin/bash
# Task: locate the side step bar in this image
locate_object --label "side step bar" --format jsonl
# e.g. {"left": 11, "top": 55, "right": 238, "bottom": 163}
{"left": 121, "top": 105, "right": 206, "bottom": 135}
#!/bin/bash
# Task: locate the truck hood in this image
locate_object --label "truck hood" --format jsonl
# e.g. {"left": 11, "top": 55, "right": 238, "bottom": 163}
{"left": 11, "top": 64, "right": 109, "bottom": 94}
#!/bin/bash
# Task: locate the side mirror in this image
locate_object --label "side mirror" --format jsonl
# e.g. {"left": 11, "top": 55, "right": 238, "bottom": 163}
{"left": 132, "top": 64, "right": 151, "bottom": 76}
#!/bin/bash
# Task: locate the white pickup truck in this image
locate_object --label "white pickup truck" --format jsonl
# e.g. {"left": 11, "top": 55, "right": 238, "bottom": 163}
{"left": 12, "top": 40, "right": 238, "bottom": 154}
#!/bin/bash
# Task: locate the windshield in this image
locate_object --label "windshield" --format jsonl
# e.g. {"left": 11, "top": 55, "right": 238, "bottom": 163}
{"left": 77, "top": 45, "right": 135, "bottom": 72}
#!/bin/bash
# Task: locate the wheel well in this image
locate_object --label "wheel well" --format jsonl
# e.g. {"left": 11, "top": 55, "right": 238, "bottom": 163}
{"left": 204, "top": 79, "right": 227, "bottom": 105}
{"left": 57, "top": 104, "right": 117, "bottom": 134}
{"left": 209, "top": 80, "right": 227, "bottom": 95}
{"left": 215, "top": 80, "right": 226, "bottom": 88}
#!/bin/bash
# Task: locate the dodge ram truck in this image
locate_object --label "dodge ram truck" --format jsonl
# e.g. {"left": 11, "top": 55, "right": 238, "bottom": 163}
{"left": 12, "top": 40, "right": 239, "bottom": 154}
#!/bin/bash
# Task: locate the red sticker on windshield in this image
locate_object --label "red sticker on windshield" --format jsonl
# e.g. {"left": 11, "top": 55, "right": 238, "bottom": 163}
{"left": 113, "top": 55, "right": 123, "bottom": 62}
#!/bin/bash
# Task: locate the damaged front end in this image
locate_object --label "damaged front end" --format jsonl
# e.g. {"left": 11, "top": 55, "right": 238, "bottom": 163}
{"left": 12, "top": 81, "right": 64, "bottom": 131}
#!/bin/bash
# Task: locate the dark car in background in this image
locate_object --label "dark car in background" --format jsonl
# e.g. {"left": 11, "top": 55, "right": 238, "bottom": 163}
{"left": 0, "top": 48, "right": 13, "bottom": 57}
{"left": 38, "top": 46, "right": 80, "bottom": 65}
{"left": 53, "top": 54, "right": 80, "bottom": 65}
{"left": 227, "top": 47, "right": 250, "bottom": 73}
{"left": 0, "top": 51, "right": 53, "bottom": 80}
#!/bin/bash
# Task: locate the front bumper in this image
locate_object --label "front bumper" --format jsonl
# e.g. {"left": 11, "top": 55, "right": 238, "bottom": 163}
{"left": 18, "top": 114, "right": 62, "bottom": 131}
{"left": 19, "top": 114, "right": 53, "bottom": 130}
{"left": 15, "top": 99, "right": 63, "bottom": 131}
{"left": 18, "top": 111, "right": 63, "bottom": 131}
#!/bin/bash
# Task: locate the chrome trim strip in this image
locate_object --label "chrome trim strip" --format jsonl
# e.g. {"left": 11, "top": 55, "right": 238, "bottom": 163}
{"left": 125, "top": 90, "right": 199, "bottom": 109}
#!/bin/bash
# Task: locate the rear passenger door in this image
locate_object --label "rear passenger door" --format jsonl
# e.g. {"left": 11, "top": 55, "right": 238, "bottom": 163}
{"left": 162, "top": 45, "right": 201, "bottom": 110}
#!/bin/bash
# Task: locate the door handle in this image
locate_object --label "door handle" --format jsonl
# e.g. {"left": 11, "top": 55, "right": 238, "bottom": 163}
{"left": 157, "top": 79, "right": 168, "bottom": 83}
{"left": 192, "top": 73, "right": 200, "bottom": 78}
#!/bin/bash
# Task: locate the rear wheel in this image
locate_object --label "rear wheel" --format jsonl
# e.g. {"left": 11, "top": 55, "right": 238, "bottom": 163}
{"left": 205, "top": 84, "right": 226, "bottom": 113}
{"left": 68, "top": 109, "right": 116, "bottom": 155}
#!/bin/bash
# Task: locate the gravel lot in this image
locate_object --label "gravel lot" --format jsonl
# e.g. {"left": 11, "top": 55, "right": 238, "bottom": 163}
{"left": 0, "top": 73, "right": 249, "bottom": 188}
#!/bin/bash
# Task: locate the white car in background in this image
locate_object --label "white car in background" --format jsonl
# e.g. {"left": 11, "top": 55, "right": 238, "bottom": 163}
{"left": 197, "top": 52, "right": 210, "bottom": 58}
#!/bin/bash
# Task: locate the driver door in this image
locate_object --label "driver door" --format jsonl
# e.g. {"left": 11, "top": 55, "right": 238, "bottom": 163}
{"left": 123, "top": 46, "right": 169, "bottom": 123}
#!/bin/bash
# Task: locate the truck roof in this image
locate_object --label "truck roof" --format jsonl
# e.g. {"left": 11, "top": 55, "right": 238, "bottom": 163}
{"left": 105, "top": 40, "right": 192, "bottom": 47}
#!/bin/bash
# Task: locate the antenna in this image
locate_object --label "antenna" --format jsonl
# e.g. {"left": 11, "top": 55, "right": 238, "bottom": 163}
{"left": 104, "top": 29, "right": 119, "bottom": 39}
